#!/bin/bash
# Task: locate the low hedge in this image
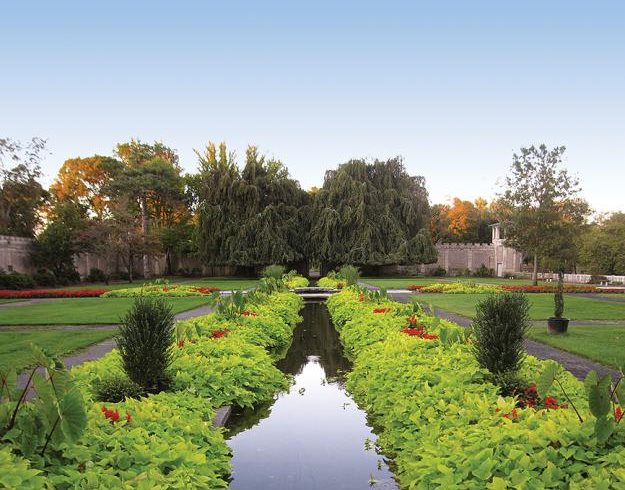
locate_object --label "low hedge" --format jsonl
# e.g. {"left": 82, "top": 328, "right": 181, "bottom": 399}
{"left": 2, "top": 289, "right": 303, "bottom": 488}
{"left": 327, "top": 289, "right": 625, "bottom": 488}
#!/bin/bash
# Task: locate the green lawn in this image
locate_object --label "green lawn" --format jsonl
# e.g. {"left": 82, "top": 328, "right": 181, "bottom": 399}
{"left": 527, "top": 325, "right": 625, "bottom": 370}
{"left": 414, "top": 293, "right": 625, "bottom": 320}
{"left": 0, "top": 299, "right": 23, "bottom": 304}
{"left": 0, "top": 329, "right": 115, "bottom": 372}
{"left": 362, "top": 277, "right": 540, "bottom": 288}
{"left": 54, "top": 276, "right": 259, "bottom": 291}
{"left": 0, "top": 297, "right": 209, "bottom": 325}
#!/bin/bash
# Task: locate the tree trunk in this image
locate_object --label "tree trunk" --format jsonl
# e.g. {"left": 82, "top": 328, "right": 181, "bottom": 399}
{"left": 165, "top": 248, "right": 172, "bottom": 275}
{"left": 532, "top": 253, "right": 538, "bottom": 286}
{"left": 140, "top": 194, "right": 152, "bottom": 279}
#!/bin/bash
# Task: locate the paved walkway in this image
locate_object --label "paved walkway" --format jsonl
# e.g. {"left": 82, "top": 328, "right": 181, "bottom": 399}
{"left": 360, "top": 285, "right": 620, "bottom": 382}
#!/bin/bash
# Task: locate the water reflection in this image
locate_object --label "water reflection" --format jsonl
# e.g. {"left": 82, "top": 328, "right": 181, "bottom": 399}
{"left": 226, "top": 302, "right": 397, "bottom": 490}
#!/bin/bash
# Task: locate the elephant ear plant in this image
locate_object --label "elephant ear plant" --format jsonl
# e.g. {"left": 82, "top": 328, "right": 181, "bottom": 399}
{"left": 0, "top": 344, "right": 87, "bottom": 458}
{"left": 537, "top": 361, "right": 625, "bottom": 444}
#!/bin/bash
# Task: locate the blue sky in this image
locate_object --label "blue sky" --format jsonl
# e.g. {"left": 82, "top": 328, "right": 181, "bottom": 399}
{"left": 2, "top": 1, "right": 624, "bottom": 212}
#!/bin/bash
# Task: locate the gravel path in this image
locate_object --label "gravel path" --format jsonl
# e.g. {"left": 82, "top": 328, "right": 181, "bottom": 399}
{"left": 382, "top": 289, "right": 620, "bottom": 381}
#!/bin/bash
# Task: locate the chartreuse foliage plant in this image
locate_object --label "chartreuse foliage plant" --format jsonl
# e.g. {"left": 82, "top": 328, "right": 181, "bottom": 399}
{"left": 326, "top": 288, "right": 625, "bottom": 488}
{"left": 318, "top": 270, "right": 346, "bottom": 288}
{"left": 1, "top": 289, "right": 303, "bottom": 488}
{"left": 421, "top": 281, "right": 501, "bottom": 294}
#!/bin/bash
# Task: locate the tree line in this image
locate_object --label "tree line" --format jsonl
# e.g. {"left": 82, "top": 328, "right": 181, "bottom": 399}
{"left": 1, "top": 137, "right": 620, "bottom": 284}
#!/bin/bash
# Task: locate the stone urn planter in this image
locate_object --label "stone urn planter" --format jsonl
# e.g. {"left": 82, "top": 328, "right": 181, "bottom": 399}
{"left": 547, "top": 317, "right": 569, "bottom": 334}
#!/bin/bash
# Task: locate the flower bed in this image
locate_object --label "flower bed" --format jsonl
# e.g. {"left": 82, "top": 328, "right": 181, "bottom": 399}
{"left": 327, "top": 288, "right": 625, "bottom": 488}
{"left": 102, "top": 284, "right": 220, "bottom": 297}
{"left": 2, "top": 289, "right": 303, "bottom": 488}
{"left": 406, "top": 283, "right": 625, "bottom": 294}
{"left": 0, "top": 288, "right": 109, "bottom": 299}
{"left": 420, "top": 282, "right": 501, "bottom": 294}
{"left": 501, "top": 284, "right": 625, "bottom": 293}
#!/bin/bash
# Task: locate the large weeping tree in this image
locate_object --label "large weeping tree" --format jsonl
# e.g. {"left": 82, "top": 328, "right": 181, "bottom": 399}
{"left": 194, "top": 143, "right": 310, "bottom": 271}
{"left": 310, "top": 157, "right": 437, "bottom": 271}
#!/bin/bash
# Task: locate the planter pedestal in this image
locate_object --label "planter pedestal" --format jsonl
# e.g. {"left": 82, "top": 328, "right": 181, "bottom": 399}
{"left": 548, "top": 317, "right": 569, "bottom": 334}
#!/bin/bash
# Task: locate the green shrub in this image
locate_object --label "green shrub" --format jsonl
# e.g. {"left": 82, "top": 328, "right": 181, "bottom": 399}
{"left": 86, "top": 267, "right": 108, "bottom": 283}
{"left": 92, "top": 375, "right": 145, "bottom": 402}
{"left": 474, "top": 264, "right": 494, "bottom": 278}
{"left": 554, "top": 271, "right": 565, "bottom": 318}
{"left": 0, "top": 269, "right": 35, "bottom": 289}
{"left": 262, "top": 264, "right": 285, "bottom": 281}
{"left": 471, "top": 292, "right": 530, "bottom": 391}
{"left": 117, "top": 296, "right": 175, "bottom": 393}
{"left": 339, "top": 264, "right": 360, "bottom": 286}
{"left": 428, "top": 266, "right": 447, "bottom": 277}
{"left": 32, "top": 269, "right": 57, "bottom": 287}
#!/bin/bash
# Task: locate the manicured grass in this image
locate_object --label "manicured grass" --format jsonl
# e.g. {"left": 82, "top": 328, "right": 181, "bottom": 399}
{"left": 362, "top": 276, "right": 543, "bottom": 288}
{"left": 0, "top": 297, "right": 209, "bottom": 325}
{"left": 527, "top": 325, "right": 625, "bottom": 370}
{"left": 414, "top": 293, "right": 625, "bottom": 320}
{"left": 54, "top": 276, "right": 259, "bottom": 291}
{"left": 0, "top": 329, "right": 115, "bottom": 372}
{"left": 0, "top": 299, "right": 23, "bottom": 304}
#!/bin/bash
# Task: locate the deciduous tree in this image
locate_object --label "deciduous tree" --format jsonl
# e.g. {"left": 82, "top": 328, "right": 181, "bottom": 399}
{"left": 498, "top": 145, "right": 589, "bottom": 284}
{"left": 0, "top": 137, "right": 48, "bottom": 237}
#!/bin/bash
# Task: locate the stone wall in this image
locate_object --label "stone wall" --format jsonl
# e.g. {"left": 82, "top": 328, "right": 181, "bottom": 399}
{"left": 0, "top": 234, "right": 237, "bottom": 278}
{"left": 379, "top": 224, "right": 524, "bottom": 277}
{"left": 0, "top": 235, "right": 35, "bottom": 274}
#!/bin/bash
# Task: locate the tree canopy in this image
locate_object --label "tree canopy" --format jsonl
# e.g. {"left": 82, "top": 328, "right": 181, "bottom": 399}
{"left": 498, "top": 145, "right": 589, "bottom": 282}
{"left": 0, "top": 137, "right": 48, "bottom": 237}
{"left": 431, "top": 197, "right": 495, "bottom": 244}
{"left": 578, "top": 213, "right": 625, "bottom": 276}
{"left": 195, "top": 143, "right": 310, "bottom": 268}
{"left": 310, "top": 157, "right": 436, "bottom": 268}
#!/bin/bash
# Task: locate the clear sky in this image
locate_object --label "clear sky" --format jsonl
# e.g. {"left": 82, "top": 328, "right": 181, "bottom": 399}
{"left": 2, "top": 1, "right": 624, "bottom": 213}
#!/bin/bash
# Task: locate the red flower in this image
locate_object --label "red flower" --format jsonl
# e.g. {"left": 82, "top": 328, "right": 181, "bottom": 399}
{"left": 615, "top": 406, "right": 623, "bottom": 422}
{"left": 126, "top": 413, "right": 132, "bottom": 423}
{"left": 102, "top": 407, "right": 120, "bottom": 422}
{"left": 502, "top": 409, "right": 518, "bottom": 420}
{"left": 177, "top": 339, "right": 185, "bottom": 348}
{"left": 400, "top": 326, "right": 438, "bottom": 340}
{"left": 210, "top": 329, "right": 228, "bottom": 339}
{"left": 544, "top": 396, "right": 560, "bottom": 409}
{"left": 191, "top": 287, "right": 220, "bottom": 294}
{"left": 373, "top": 308, "right": 391, "bottom": 314}
{"left": 241, "top": 311, "right": 258, "bottom": 317}
{"left": 358, "top": 293, "right": 365, "bottom": 302}
{"left": 0, "top": 289, "right": 109, "bottom": 299}
{"left": 336, "top": 282, "right": 345, "bottom": 289}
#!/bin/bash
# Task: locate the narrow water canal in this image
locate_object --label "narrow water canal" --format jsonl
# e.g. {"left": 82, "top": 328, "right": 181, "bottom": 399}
{"left": 226, "top": 301, "right": 397, "bottom": 489}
